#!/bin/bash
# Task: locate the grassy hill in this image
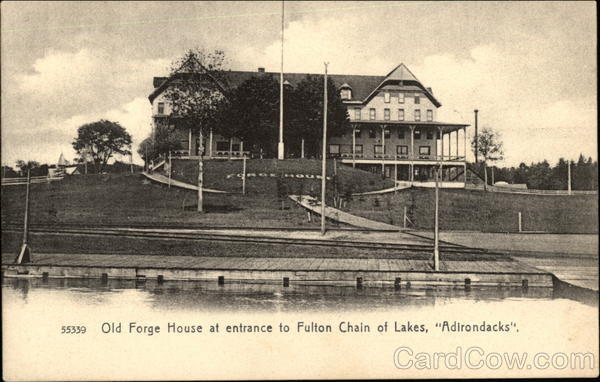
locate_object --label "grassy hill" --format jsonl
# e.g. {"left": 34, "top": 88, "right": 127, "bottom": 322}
{"left": 0, "top": 173, "right": 317, "bottom": 228}
{"left": 169, "top": 158, "right": 394, "bottom": 196}
{"left": 345, "top": 188, "right": 598, "bottom": 234}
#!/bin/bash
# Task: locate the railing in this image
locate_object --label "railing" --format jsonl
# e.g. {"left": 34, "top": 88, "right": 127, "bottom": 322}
{"left": 1, "top": 175, "right": 64, "bottom": 186}
{"left": 332, "top": 153, "right": 465, "bottom": 162}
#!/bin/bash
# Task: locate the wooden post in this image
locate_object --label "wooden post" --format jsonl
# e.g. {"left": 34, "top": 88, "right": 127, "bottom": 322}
{"left": 567, "top": 160, "right": 572, "bottom": 195}
{"left": 484, "top": 163, "right": 488, "bottom": 191}
{"left": 197, "top": 130, "right": 204, "bottom": 213}
{"left": 321, "top": 62, "right": 329, "bottom": 236}
{"left": 352, "top": 127, "right": 356, "bottom": 168}
{"left": 394, "top": 160, "right": 398, "bottom": 186}
{"left": 242, "top": 156, "right": 247, "bottom": 195}
{"left": 15, "top": 169, "right": 32, "bottom": 264}
{"left": 168, "top": 151, "right": 172, "bottom": 188}
{"left": 518, "top": 211, "right": 522, "bottom": 232}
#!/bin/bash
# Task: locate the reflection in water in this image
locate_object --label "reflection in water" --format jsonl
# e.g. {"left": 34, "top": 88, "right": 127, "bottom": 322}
{"left": 2, "top": 277, "right": 581, "bottom": 313}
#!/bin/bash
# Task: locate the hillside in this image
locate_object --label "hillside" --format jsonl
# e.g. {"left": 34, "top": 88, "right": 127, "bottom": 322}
{"left": 169, "top": 158, "right": 394, "bottom": 196}
{"left": 0, "top": 173, "right": 314, "bottom": 228}
{"left": 345, "top": 188, "right": 598, "bottom": 234}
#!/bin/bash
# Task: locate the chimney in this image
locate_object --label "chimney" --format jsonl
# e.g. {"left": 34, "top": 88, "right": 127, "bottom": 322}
{"left": 258, "top": 67, "right": 265, "bottom": 73}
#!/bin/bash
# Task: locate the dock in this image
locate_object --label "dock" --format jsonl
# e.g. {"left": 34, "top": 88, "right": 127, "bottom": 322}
{"left": 2, "top": 252, "right": 553, "bottom": 288}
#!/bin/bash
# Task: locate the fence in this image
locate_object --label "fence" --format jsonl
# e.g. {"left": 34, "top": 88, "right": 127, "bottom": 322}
{"left": 465, "top": 183, "right": 597, "bottom": 196}
{"left": 1, "top": 175, "right": 64, "bottom": 186}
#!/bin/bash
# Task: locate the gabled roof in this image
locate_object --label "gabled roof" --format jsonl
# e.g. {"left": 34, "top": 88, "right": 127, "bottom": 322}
{"left": 363, "top": 63, "right": 441, "bottom": 107}
{"left": 149, "top": 64, "right": 441, "bottom": 106}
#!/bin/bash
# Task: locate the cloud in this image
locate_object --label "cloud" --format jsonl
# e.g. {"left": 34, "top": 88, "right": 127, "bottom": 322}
{"left": 413, "top": 45, "right": 597, "bottom": 165}
{"left": 1, "top": 97, "right": 152, "bottom": 166}
{"left": 15, "top": 48, "right": 169, "bottom": 117}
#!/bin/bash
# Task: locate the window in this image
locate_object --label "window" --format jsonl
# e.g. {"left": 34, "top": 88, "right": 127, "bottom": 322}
{"left": 427, "top": 130, "right": 434, "bottom": 140}
{"left": 328, "top": 144, "right": 340, "bottom": 154}
{"left": 384, "top": 92, "right": 390, "bottom": 103}
{"left": 398, "top": 92, "right": 404, "bottom": 104}
{"left": 398, "top": 109, "right": 405, "bottom": 121}
{"left": 157, "top": 102, "right": 165, "bottom": 115}
{"left": 216, "top": 141, "right": 229, "bottom": 151}
{"left": 397, "top": 145, "right": 409, "bottom": 155}
{"left": 384, "top": 129, "right": 391, "bottom": 139}
{"left": 398, "top": 128, "right": 405, "bottom": 139}
{"left": 354, "top": 108, "right": 361, "bottom": 120}
{"left": 354, "top": 144, "right": 363, "bottom": 154}
{"left": 232, "top": 143, "right": 240, "bottom": 151}
{"left": 414, "top": 109, "right": 421, "bottom": 121}
{"left": 384, "top": 108, "right": 390, "bottom": 121}
{"left": 369, "top": 128, "right": 376, "bottom": 138}
{"left": 414, "top": 129, "right": 421, "bottom": 139}
{"left": 369, "top": 108, "right": 376, "bottom": 120}
{"left": 340, "top": 89, "right": 351, "bottom": 100}
{"left": 354, "top": 128, "right": 361, "bottom": 138}
{"left": 419, "top": 146, "right": 431, "bottom": 156}
{"left": 427, "top": 109, "right": 433, "bottom": 122}
{"left": 374, "top": 145, "right": 385, "bottom": 154}
{"left": 414, "top": 95, "right": 420, "bottom": 104}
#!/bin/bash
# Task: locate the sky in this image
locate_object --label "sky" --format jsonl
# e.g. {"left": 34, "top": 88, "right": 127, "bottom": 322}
{"left": 1, "top": 1, "right": 597, "bottom": 167}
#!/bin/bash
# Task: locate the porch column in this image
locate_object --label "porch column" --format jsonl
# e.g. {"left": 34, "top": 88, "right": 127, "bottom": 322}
{"left": 240, "top": 141, "right": 244, "bottom": 156}
{"left": 463, "top": 126, "right": 467, "bottom": 183}
{"left": 381, "top": 125, "right": 386, "bottom": 175}
{"left": 410, "top": 125, "right": 415, "bottom": 183}
{"left": 188, "top": 128, "right": 192, "bottom": 155}
{"left": 455, "top": 130, "right": 459, "bottom": 160}
{"left": 229, "top": 138, "right": 233, "bottom": 160}
{"left": 209, "top": 129, "right": 213, "bottom": 158}
{"left": 301, "top": 138, "right": 305, "bottom": 159}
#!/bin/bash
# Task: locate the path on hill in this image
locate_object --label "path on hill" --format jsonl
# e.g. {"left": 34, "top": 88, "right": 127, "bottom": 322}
{"left": 289, "top": 195, "right": 401, "bottom": 231}
{"left": 143, "top": 171, "right": 228, "bottom": 193}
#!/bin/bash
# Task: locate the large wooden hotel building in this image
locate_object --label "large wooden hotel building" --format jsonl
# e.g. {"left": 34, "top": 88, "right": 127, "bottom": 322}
{"left": 149, "top": 63, "right": 469, "bottom": 186}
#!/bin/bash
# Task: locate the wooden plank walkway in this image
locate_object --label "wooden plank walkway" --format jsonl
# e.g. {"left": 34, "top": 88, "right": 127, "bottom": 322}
{"left": 143, "top": 171, "right": 228, "bottom": 193}
{"left": 288, "top": 195, "right": 400, "bottom": 231}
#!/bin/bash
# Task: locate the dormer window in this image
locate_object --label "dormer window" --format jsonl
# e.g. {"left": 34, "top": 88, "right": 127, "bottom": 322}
{"left": 339, "top": 83, "right": 352, "bottom": 100}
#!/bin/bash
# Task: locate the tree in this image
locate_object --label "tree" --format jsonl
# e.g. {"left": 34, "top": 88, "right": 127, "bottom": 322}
{"left": 137, "top": 125, "right": 182, "bottom": 165}
{"left": 289, "top": 75, "right": 349, "bottom": 158}
{"left": 471, "top": 127, "right": 504, "bottom": 189}
{"left": 15, "top": 160, "right": 41, "bottom": 176}
{"left": 163, "top": 48, "right": 229, "bottom": 212}
{"left": 215, "top": 74, "right": 279, "bottom": 157}
{"left": 72, "top": 120, "right": 132, "bottom": 174}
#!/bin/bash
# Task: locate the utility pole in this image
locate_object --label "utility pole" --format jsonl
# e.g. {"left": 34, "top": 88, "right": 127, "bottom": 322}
{"left": 321, "top": 62, "right": 329, "bottom": 236}
{"left": 15, "top": 169, "right": 32, "bottom": 264}
{"left": 277, "top": 0, "right": 285, "bottom": 160}
{"left": 474, "top": 109, "right": 479, "bottom": 163}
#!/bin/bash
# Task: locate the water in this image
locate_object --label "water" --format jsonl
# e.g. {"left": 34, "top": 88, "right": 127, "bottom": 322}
{"left": 3, "top": 278, "right": 598, "bottom": 380}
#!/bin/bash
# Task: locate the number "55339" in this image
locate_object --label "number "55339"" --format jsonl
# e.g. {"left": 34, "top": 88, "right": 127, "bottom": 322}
{"left": 61, "top": 325, "right": 86, "bottom": 334}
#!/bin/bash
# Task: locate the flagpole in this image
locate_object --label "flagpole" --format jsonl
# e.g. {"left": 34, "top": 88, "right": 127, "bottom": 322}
{"left": 277, "top": 0, "right": 285, "bottom": 160}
